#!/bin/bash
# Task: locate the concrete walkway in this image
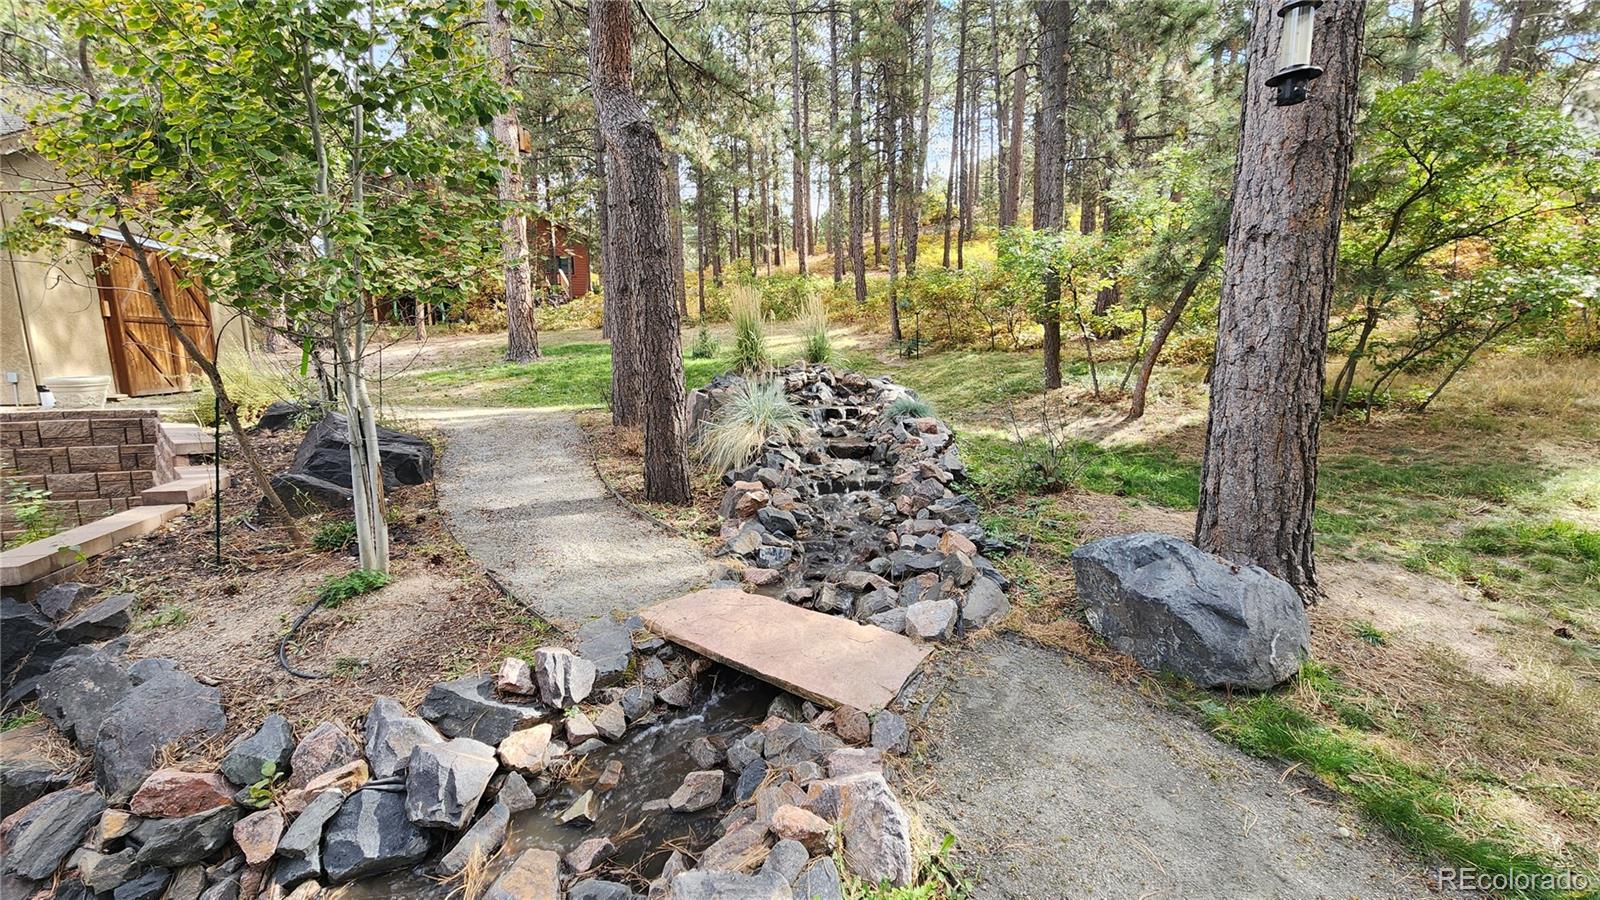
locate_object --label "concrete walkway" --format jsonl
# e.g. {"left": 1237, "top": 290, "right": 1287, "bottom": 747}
{"left": 416, "top": 406, "right": 707, "bottom": 627}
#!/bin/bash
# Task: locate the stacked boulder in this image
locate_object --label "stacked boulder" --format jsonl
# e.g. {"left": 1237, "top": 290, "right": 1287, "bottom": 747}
{"left": 696, "top": 364, "right": 1010, "bottom": 641}
{"left": 269, "top": 412, "right": 436, "bottom": 518}
{"left": 2, "top": 582, "right": 135, "bottom": 704}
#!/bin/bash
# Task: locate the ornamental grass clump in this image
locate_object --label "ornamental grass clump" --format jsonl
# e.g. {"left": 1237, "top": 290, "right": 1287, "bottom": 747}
{"left": 698, "top": 378, "right": 807, "bottom": 474}
{"left": 728, "top": 286, "right": 771, "bottom": 374}
{"left": 800, "top": 293, "right": 833, "bottom": 364}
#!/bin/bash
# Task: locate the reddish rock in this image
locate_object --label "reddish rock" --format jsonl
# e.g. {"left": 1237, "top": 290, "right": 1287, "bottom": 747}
{"left": 771, "top": 804, "right": 834, "bottom": 853}
{"left": 232, "top": 808, "right": 284, "bottom": 865}
{"left": 287, "top": 722, "right": 359, "bottom": 790}
{"left": 742, "top": 567, "right": 781, "bottom": 587}
{"left": 128, "top": 769, "right": 233, "bottom": 818}
{"left": 564, "top": 836, "right": 615, "bottom": 873}
{"left": 833, "top": 706, "right": 871, "bottom": 745}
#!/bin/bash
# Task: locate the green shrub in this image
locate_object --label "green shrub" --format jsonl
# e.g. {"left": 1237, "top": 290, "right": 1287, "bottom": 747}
{"left": 312, "top": 520, "right": 358, "bottom": 552}
{"left": 689, "top": 326, "right": 720, "bottom": 360}
{"left": 885, "top": 395, "right": 933, "bottom": 420}
{"left": 729, "top": 286, "right": 771, "bottom": 374}
{"left": 801, "top": 295, "right": 833, "bottom": 364}
{"left": 2, "top": 480, "right": 60, "bottom": 548}
{"left": 191, "top": 361, "right": 312, "bottom": 427}
{"left": 317, "top": 569, "right": 391, "bottom": 608}
{"left": 699, "top": 379, "right": 807, "bottom": 474}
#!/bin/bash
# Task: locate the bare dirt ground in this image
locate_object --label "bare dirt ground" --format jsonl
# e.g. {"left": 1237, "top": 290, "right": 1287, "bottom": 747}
{"left": 904, "top": 636, "right": 1461, "bottom": 900}
{"left": 75, "top": 427, "right": 535, "bottom": 739}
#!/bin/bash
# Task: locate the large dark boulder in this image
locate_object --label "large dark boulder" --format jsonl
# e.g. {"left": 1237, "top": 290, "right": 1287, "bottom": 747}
{"left": 128, "top": 805, "right": 239, "bottom": 868}
{"left": 254, "top": 400, "right": 305, "bottom": 432}
{"left": 268, "top": 473, "right": 353, "bottom": 518}
{"left": 1070, "top": 532, "right": 1310, "bottom": 690}
{"left": 290, "top": 413, "right": 434, "bottom": 491}
{"left": 2, "top": 598, "right": 68, "bottom": 691}
{"left": 0, "top": 785, "right": 105, "bottom": 881}
{"left": 321, "top": 788, "right": 435, "bottom": 883}
{"left": 36, "top": 649, "right": 132, "bottom": 746}
{"left": 93, "top": 671, "right": 227, "bottom": 803}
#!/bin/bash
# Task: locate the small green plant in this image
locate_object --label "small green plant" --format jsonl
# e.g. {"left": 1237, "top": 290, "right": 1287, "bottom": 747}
{"left": 1, "top": 708, "right": 42, "bottom": 732}
{"left": 1350, "top": 620, "right": 1389, "bottom": 647}
{"left": 312, "top": 520, "right": 358, "bottom": 552}
{"left": 885, "top": 395, "right": 934, "bottom": 420}
{"left": 241, "top": 761, "right": 285, "bottom": 809}
{"left": 688, "top": 326, "right": 719, "bottom": 359}
{"left": 139, "top": 604, "right": 191, "bottom": 630}
{"left": 698, "top": 378, "right": 807, "bottom": 474}
{"left": 317, "top": 569, "right": 392, "bottom": 608}
{"left": 3, "top": 480, "right": 60, "bottom": 548}
{"left": 728, "top": 285, "right": 771, "bottom": 374}
{"left": 332, "top": 656, "right": 367, "bottom": 677}
{"left": 800, "top": 293, "right": 833, "bottom": 364}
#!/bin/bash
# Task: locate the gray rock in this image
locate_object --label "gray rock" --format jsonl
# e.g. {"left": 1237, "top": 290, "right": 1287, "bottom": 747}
{"left": 54, "top": 594, "right": 134, "bottom": 644}
{"left": 35, "top": 582, "right": 95, "bottom": 621}
{"left": 727, "top": 732, "right": 764, "bottom": 772}
{"left": 290, "top": 412, "right": 434, "bottom": 491}
{"left": 904, "top": 598, "right": 956, "bottom": 641}
{"left": 757, "top": 507, "right": 798, "bottom": 536}
{"left": 564, "top": 837, "right": 615, "bottom": 873}
{"left": 2, "top": 598, "right": 69, "bottom": 697}
{"left": 437, "top": 800, "right": 509, "bottom": 876}
{"left": 254, "top": 399, "right": 305, "bottom": 431}
{"left": 220, "top": 714, "right": 294, "bottom": 786}
{"left": 671, "top": 871, "right": 790, "bottom": 900}
{"left": 668, "top": 769, "right": 724, "bottom": 812}
{"left": 71, "top": 847, "right": 139, "bottom": 893}
{"left": 112, "top": 867, "right": 171, "bottom": 900}
{"left": 560, "top": 790, "right": 598, "bottom": 825}
{"left": 764, "top": 722, "right": 841, "bottom": 765}
{"left": 1071, "top": 533, "right": 1311, "bottom": 690}
{"left": 734, "top": 758, "right": 768, "bottom": 803}
{"left": 619, "top": 685, "right": 655, "bottom": 720}
{"left": 125, "top": 658, "right": 178, "bottom": 685}
{"left": 869, "top": 711, "right": 910, "bottom": 755}
{"left": 759, "top": 838, "right": 808, "bottom": 882}
{"left": 960, "top": 576, "right": 1009, "bottom": 630}
{"left": 0, "top": 742, "right": 72, "bottom": 817}
{"left": 404, "top": 737, "right": 498, "bottom": 830}
{"left": 321, "top": 788, "right": 435, "bottom": 882}
{"left": 164, "top": 864, "right": 205, "bottom": 900}
{"left": 573, "top": 614, "right": 642, "bottom": 688}
{"left": 274, "top": 788, "right": 344, "bottom": 887}
{"left": 93, "top": 671, "right": 226, "bottom": 804}
{"left": 569, "top": 880, "right": 633, "bottom": 900}
{"left": 533, "top": 647, "right": 597, "bottom": 709}
{"left": 866, "top": 609, "right": 906, "bottom": 634}
{"left": 483, "top": 848, "right": 559, "bottom": 900}
{"left": 497, "top": 772, "right": 540, "bottom": 812}
{"left": 793, "top": 857, "right": 845, "bottom": 899}
{"left": 288, "top": 721, "right": 360, "bottom": 791}
{"left": 1, "top": 785, "right": 105, "bottom": 880}
{"left": 688, "top": 736, "right": 723, "bottom": 769}
{"left": 830, "top": 773, "right": 913, "bottom": 886}
{"left": 36, "top": 649, "right": 132, "bottom": 745}
{"left": 269, "top": 472, "right": 353, "bottom": 517}
{"left": 420, "top": 673, "right": 548, "bottom": 745}
{"left": 726, "top": 522, "right": 766, "bottom": 556}
{"left": 364, "top": 696, "right": 445, "bottom": 778}
{"left": 129, "top": 805, "right": 239, "bottom": 867}
{"left": 593, "top": 702, "right": 627, "bottom": 741}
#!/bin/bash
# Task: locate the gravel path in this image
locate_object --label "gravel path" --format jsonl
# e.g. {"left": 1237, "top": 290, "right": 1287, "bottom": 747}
{"left": 910, "top": 636, "right": 1457, "bottom": 899}
{"left": 416, "top": 406, "right": 708, "bottom": 627}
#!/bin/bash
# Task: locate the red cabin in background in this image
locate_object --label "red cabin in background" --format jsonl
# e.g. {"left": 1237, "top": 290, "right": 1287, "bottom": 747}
{"left": 528, "top": 218, "right": 591, "bottom": 300}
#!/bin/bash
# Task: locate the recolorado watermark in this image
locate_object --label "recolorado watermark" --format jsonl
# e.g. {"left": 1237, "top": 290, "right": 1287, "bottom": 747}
{"left": 1436, "top": 867, "right": 1592, "bottom": 893}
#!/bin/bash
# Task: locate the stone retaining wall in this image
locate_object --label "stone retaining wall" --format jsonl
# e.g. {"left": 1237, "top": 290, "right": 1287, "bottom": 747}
{"left": 0, "top": 409, "right": 176, "bottom": 541}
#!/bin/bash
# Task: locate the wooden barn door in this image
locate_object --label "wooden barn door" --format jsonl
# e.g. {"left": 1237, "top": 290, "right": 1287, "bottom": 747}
{"left": 96, "top": 242, "right": 215, "bottom": 396}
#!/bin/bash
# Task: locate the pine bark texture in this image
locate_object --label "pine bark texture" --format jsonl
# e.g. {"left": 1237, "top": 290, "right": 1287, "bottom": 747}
{"left": 589, "top": 0, "right": 690, "bottom": 504}
{"left": 488, "top": 0, "right": 538, "bottom": 363}
{"left": 790, "top": 0, "right": 807, "bottom": 273}
{"left": 849, "top": 6, "right": 867, "bottom": 302}
{"left": 1195, "top": 0, "right": 1367, "bottom": 596}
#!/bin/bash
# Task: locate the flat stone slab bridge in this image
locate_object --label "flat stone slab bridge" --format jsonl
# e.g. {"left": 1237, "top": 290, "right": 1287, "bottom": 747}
{"left": 640, "top": 588, "right": 932, "bottom": 713}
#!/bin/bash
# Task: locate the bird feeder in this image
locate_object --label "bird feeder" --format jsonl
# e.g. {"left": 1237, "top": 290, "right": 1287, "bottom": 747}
{"left": 1265, "top": 0, "right": 1324, "bottom": 107}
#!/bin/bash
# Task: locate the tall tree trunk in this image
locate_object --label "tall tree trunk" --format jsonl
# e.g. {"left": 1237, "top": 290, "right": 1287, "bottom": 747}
{"left": 790, "top": 0, "right": 808, "bottom": 274}
{"left": 829, "top": 6, "right": 844, "bottom": 283}
{"left": 596, "top": 127, "right": 612, "bottom": 340}
{"left": 1196, "top": 0, "right": 1367, "bottom": 597}
{"left": 944, "top": 0, "right": 967, "bottom": 268}
{"left": 909, "top": 0, "right": 935, "bottom": 273}
{"left": 1450, "top": 0, "right": 1472, "bottom": 62}
{"left": 1400, "top": 0, "right": 1427, "bottom": 83}
{"left": 696, "top": 162, "right": 708, "bottom": 318}
{"left": 849, "top": 5, "right": 868, "bottom": 302}
{"left": 1496, "top": 1, "right": 1526, "bottom": 73}
{"left": 588, "top": 0, "right": 690, "bottom": 504}
{"left": 885, "top": 90, "right": 903, "bottom": 342}
{"left": 1003, "top": 40, "right": 1026, "bottom": 226}
{"left": 991, "top": 0, "right": 1007, "bottom": 228}
{"left": 488, "top": 0, "right": 538, "bottom": 362}
{"left": 1035, "top": 0, "right": 1069, "bottom": 389}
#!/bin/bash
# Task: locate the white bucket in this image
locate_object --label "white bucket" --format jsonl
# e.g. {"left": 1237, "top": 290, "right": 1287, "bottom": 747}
{"left": 42, "top": 375, "right": 113, "bottom": 409}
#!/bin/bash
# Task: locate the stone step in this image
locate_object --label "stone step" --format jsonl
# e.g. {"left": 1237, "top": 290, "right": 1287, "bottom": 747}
{"left": 0, "top": 504, "right": 186, "bottom": 586}
{"left": 141, "top": 467, "right": 231, "bottom": 505}
{"left": 161, "top": 422, "right": 216, "bottom": 456}
{"left": 639, "top": 588, "right": 932, "bottom": 712}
